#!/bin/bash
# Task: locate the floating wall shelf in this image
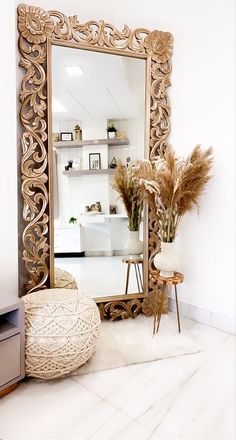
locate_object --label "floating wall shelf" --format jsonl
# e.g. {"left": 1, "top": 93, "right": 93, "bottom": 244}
{"left": 63, "top": 169, "right": 116, "bottom": 177}
{"left": 54, "top": 138, "right": 129, "bottom": 149}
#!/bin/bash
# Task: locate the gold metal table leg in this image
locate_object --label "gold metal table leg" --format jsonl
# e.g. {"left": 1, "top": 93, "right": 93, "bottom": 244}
{"left": 153, "top": 288, "right": 158, "bottom": 335}
{"left": 125, "top": 261, "right": 131, "bottom": 295}
{"left": 156, "top": 284, "right": 167, "bottom": 334}
{"left": 134, "top": 263, "right": 141, "bottom": 293}
{"left": 137, "top": 263, "right": 143, "bottom": 291}
{"left": 174, "top": 284, "right": 181, "bottom": 333}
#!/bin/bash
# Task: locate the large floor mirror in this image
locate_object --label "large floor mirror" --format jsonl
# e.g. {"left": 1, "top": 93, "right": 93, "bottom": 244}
{"left": 51, "top": 45, "right": 146, "bottom": 299}
{"left": 18, "top": 4, "right": 172, "bottom": 320}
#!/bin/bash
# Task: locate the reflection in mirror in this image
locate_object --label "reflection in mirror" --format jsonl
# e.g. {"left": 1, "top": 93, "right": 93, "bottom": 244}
{"left": 52, "top": 45, "right": 146, "bottom": 298}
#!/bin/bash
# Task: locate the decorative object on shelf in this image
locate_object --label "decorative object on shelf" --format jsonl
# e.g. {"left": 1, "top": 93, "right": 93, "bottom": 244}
{"left": 72, "top": 158, "right": 81, "bottom": 170}
{"left": 138, "top": 145, "right": 213, "bottom": 276}
{"left": 126, "top": 156, "right": 131, "bottom": 167}
{"left": 60, "top": 132, "right": 73, "bottom": 141}
{"left": 89, "top": 153, "right": 101, "bottom": 170}
{"left": 69, "top": 216, "right": 77, "bottom": 224}
{"left": 112, "top": 160, "right": 143, "bottom": 257}
{"left": 23, "top": 289, "right": 101, "bottom": 379}
{"left": 109, "top": 205, "right": 117, "bottom": 214}
{"left": 116, "top": 130, "right": 127, "bottom": 140}
{"left": 85, "top": 201, "right": 102, "bottom": 213}
{"left": 52, "top": 132, "right": 59, "bottom": 142}
{"left": 54, "top": 267, "right": 78, "bottom": 289}
{"left": 73, "top": 124, "right": 82, "bottom": 141}
{"left": 109, "top": 157, "right": 117, "bottom": 169}
{"left": 65, "top": 160, "right": 73, "bottom": 171}
{"left": 107, "top": 123, "right": 117, "bottom": 139}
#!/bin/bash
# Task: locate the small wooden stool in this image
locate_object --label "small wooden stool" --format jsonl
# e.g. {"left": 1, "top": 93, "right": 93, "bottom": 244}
{"left": 122, "top": 258, "right": 143, "bottom": 294}
{"left": 152, "top": 271, "right": 184, "bottom": 335}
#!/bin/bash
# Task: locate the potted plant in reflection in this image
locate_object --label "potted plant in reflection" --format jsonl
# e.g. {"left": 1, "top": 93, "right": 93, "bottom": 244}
{"left": 107, "top": 123, "right": 117, "bottom": 139}
{"left": 69, "top": 216, "right": 78, "bottom": 225}
{"left": 112, "top": 161, "right": 143, "bottom": 258}
{"left": 137, "top": 145, "right": 213, "bottom": 276}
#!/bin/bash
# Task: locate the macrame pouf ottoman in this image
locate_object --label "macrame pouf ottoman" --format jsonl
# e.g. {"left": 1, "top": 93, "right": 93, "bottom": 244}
{"left": 54, "top": 267, "right": 78, "bottom": 290}
{"left": 23, "top": 288, "right": 101, "bottom": 379}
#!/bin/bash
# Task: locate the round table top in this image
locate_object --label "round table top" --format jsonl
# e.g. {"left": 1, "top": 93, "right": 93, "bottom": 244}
{"left": 122, "top": 257, "right": 143, "bottom": 264}
{"left": 151, "top": 271, "right": 184, "bottom": 285}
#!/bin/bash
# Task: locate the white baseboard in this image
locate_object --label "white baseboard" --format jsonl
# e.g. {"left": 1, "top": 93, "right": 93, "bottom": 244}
{"left": 85, "top": 251, "right": 127, "bottom": 257}
{"left": 168, "top": 296, "right": 236, "bottom": 335}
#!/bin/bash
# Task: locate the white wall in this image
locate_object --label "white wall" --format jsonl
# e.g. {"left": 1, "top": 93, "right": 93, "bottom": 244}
{"left": 10, "top": 0, "right": 236, "bottom": 331}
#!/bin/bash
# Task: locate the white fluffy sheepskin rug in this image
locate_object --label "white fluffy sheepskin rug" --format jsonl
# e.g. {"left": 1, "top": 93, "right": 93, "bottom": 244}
{"left": 70, "top": 313, "right": 200, "bottom": 376}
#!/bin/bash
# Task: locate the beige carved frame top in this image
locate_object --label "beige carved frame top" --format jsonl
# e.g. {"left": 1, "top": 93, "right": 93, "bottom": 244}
{"left": 17, "top": 3, "right": 173, "bottom": 320}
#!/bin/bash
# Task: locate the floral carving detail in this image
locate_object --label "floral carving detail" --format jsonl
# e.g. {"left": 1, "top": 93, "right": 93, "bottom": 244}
{"left": 142, "top": 288, "right": 168, "bottom": 316}
{"left": 144, "top": 31, "right": 173, "bottom": 63}
{"left": 18, "top": 4, "right": 54, "bottom": 44}
{"left": 98, "top": 299, "right": 142, "bottom": 321}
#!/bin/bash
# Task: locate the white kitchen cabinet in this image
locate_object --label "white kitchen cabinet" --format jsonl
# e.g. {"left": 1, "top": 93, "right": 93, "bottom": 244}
{"left": 54, "top": 225, "right": 84, "bottom": 254}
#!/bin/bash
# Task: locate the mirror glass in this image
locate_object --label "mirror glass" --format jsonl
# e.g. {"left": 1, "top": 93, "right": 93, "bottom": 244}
{"left": 52, "top": 45, "right": 146, "bottom": 298}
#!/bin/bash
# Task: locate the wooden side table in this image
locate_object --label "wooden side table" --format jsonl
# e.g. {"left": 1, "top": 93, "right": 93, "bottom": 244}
{"left": 122, "top": 258, "right": 143, "bottom": 294}
{"left": 152, "top": 271, "right": 184, "bottom": 335}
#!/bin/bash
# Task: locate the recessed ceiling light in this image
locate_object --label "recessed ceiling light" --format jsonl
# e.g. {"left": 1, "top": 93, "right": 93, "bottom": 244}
{"left": 52, "top": 96, "right": 68, "bottom": 113}
{"left": 64, "top": 65, "right": 84, "bottom": 76}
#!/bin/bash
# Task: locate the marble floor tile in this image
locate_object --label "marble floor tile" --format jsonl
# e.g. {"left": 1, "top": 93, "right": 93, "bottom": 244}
{"left": 72, "top": 315, "right": 194, "bottom": 398}
{"left": 0, "top": 377, "right": 101, "bottom": 440}
{"left": 111, "top": 329, "right": 231, "bottom": 423}
{"left": 74, "top": 316, "right": 227, "bottom": 401}
{"left": 55, "top": 256, "right": 140, "bottom": 298}
{"left": 73, "top": 360, "right": 160, "bottom": 403}
{"left": 88, "top": 410, "right": 135, "bottom": 440}
{"left": 63, "top": 399, "right": 117, "bottom": 440}
{"left": 105, "top": 351, "right": 210, "bottom": 420}
{"left": 111, "top": 420, "right": 151, "bottom": 440}
{"left": 0, "top": 319, "right": 235, "bottom": 440}
{"left": 77, "top": 321, "right": 228, "bottom": 415}
{"left": 143, "top": 336, "right": 236, "bottom": 440}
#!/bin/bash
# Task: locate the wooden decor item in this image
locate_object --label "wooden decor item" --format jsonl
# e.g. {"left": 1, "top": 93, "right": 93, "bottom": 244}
{"left": 17, "top": 4, "right": 173, "bottom": 320}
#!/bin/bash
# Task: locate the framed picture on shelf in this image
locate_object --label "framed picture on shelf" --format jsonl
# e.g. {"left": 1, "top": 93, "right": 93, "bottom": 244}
{"left": 109, "top": 205, "right": 117, "bottom": 215}
{"left": 60, "top": 132, "right": 73, "bottom": 141}
{"left": 89, "top": 153, "right": 101, "bottom": 170}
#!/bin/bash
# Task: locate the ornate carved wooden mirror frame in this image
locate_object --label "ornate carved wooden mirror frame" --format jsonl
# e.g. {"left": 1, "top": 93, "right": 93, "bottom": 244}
{"left": 17, "top": 3, "right": 173, "bottom": 320}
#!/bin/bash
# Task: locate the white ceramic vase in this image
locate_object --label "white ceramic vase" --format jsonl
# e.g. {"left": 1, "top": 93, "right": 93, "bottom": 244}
{"left": 154, "top": 241, "right": 180, "bottom": 277}
{"left": 128, "top": 230, "right": 143, "bottom": 258}
{"left": 108, "top": 131, "right": 116, "bottom": 139}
